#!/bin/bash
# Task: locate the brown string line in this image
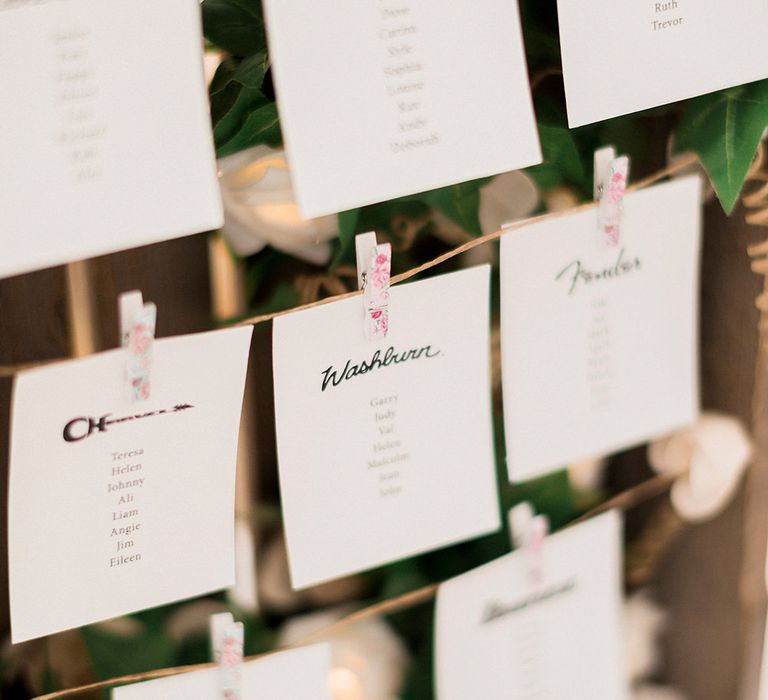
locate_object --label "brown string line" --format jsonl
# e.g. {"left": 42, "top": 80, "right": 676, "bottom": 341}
{"left": 20, "top": 153, "right": 698, "bottom": 699}
{"left": 0, "top": 153, "right": 699, "bottom": 380}
{"left": 33, "top": 471, "right": 676, "bottom": 700}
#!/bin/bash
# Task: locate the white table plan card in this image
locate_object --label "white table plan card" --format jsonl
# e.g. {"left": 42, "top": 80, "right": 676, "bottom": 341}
{"left": 8, "top": 326, "right": 253, "bottom": 643}
{"left": 273, "top": 265, "right": 501, "bottom": 589}
{"left": 435, "top": 510, "right": 628, "bottom": 700}
{"left": 113, "top": 643, "right": 332, "bottom": 700}
{"left": 557, "top": 0, "right": 768, "bottom": 127}
{"left": 501, "top": 175, "right": 702, "bottom": 482}
{"left": 262, "top": 0, "right": 542, "bottom": 218}
{"left": 0, "top": 0, "right": 222, "bottom": 278}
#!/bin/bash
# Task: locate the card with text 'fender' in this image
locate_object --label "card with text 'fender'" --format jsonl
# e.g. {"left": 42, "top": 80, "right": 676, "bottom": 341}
{"left": 8, "top": 327, "right": 253, "bottom": 643}
{"left": 435, "top": 511, "right": 628, "bottom": 700}
{"left": 557, "top": 0, "right": 768, "bottom": 126}
{"left": 262, "top": 0, "right": 541, "bottom": 218}
{"left": 273, "top": 265, "right": 501, "bottom": 589}
{"left": 0, "top": 0, "right": 222, "bottom": 278}
{"left": 113, "top": 643, "right": 332, "bottom": 700}
{"left": 500, "top": 175, "right": 701, "bottom": 483}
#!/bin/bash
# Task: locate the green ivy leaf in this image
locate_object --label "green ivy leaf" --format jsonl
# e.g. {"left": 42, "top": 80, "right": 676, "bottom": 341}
{"left": 527, "top": 124, "right": 587, "bottom": 192}
{"left": 218, "top": 102, "right": 281, "bottom": 156}
{"left": 330, "top": 208, "right": 362, "bottom": 269}
{"left": 233, "top": 51, "right": 270, "bottom": 89}
{"left": 202, "top": 0, "right": 267, "bottom": 57}
{"left": 210, "top": 64, "right": 242, "bottom": 130}
{"left": 214, "top": 87, "right": 282, "bottom": 156}
{"left": 676, "top": 79, "right": 768, "bottom": 214}
{"left": 210, "top": 52, "right": 269, "bottom": 97}
{"left": 421, "top": 179, "right": 490, "bottom": 237}
{"left": 81, "top": 621, "right": 176, "bottom": 680}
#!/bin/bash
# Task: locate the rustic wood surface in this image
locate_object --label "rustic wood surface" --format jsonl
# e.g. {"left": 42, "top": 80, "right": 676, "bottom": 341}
{"left": 655, "top": 200, "right": 765, "bottom": 700}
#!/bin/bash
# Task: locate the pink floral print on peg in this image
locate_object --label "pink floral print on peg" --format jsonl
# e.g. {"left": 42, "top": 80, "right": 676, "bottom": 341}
{"left": 218, "top": 623, "right": 244, "bottom": 700}
{"left": 598, "top": 155, "right": 629, "bottom": 247}
{"left": 125, "top": 303, "right": 156, "bottom": 402}
{"left": 363, "top": 243, "right": 391, "bottom": 340}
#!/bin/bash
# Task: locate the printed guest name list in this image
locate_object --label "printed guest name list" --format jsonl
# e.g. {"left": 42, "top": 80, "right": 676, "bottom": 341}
{"left": 108, "top": 447, "right": 145, "bottom": 568}
{"left": 377, "top": 1, "right": 441, "bottom": 154}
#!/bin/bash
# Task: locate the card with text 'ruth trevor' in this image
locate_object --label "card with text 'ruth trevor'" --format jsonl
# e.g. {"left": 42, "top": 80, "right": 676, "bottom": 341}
{"left": 273, "top": 265, "right": 501, "bottom": 589}
{"left": 262, "top": 0, "right": 541, "bottom": 218}
{"left": 8, "top": 326, "right": 253, "bottom": 643}
{"left": 501, "top": 175, "right": 701, "bottom": 483}
{"left": 0, "top": 0, "right": 222, "bottom": 279}
{"left": 557, "top": 0, "right": 768, "bottom": 127}
{"left": 435, "top": 510, "right": 628, "bottom": 700}
{"left": 112, "top": 643, "right": 332, "bottom": 700}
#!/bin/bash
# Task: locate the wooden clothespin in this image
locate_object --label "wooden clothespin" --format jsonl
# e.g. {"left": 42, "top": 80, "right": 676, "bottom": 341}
{"left": 355, "top": 231, "right": 391, "bottom": 340}
{"left": 508, "top": 502, "right": 550, "bottom": 585}
{"left": 118, "top": 290, "right": 156, "bottom": 402}
{"left": 210, "top": 612, "right": 244, "bottom": 700}
{"left": 594, "top": 146, "right": 630, "bottom": 247}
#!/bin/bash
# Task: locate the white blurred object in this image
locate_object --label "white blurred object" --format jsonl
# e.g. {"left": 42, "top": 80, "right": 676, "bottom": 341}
{"left": 228, "top": 519, "right": 259, "bottom": 613}
{"left": 218, "top": 145, "right": 339, "bottom": 263}
{"left": 92, "top": 616, "right": 145, "bottom": 637}
{"left": 278, "top": 608, "right": 409, "bottom": 700}
{"left": 432, "top": 170, "right": 539, "bottom": 268}
{"left": 259, "top": 530, "right": 367, "bottom": 614}
{"left": 568, "top": 455, "right": 608, "bottom": 492}
{"left": 166, "top": 599, "right": 230, "bottom": 642}
{"left": 258, "top": 528, "right": 304, "bottom": 613}
{"left": 633, "top": 683, "right": 687, "bottom": 700}
{"left": 203, "top": 50, "right": 224, "bottom": 86}
{"left": 648, "top": 412, "right": 752, "bottom": 522}
{"left": 543, "top": 183, "right": 581, "bottom": 212}
{"left": 479, "top": 171, "right": 539, "bottom": 234}
{"left": 624, "top": 591, "right": 667, "bottom": 684}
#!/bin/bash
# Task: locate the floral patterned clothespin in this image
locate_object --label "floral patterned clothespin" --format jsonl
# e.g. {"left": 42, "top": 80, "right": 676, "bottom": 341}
{"left": 210, "top": 613, "right": 244, "bottom": 700}
{"left": 356, "top": 232, "right": 391, "bottom": 341}
{"left": 118, "top": 290, "right": 156, "bottom": 402}
{"left": 363, "top": 243, "right": 391, "bottom": 340}
{"left": 509, "top": 502, "right": 550, "bottom": 586}
{"left": 594, "top": 147, "right": 630, "bottom": 247}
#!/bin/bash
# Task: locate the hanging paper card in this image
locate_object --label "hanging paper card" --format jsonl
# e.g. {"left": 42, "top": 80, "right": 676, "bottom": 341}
{"left": 113, "top": 643, "right": 332, "bottom": 700}
{"left": 262, "top": 0, "right": 541, "bottom": 217}
{"left": 557, "top": 0, "right": 768, "bottom": 127}
{"left": 8, "top": 327, "right": 252, "bottom": 643}
{"left": 0, "top": 0, "right": 222, "bottom": 278}
{"left": 500, "top": 176, "right": 701, "bottom": 482}
{"left": 435, "top": 511, "right": 628, "bottom": 700}
{"left": 273, "top": 266, "right": 500, "bottom": 589}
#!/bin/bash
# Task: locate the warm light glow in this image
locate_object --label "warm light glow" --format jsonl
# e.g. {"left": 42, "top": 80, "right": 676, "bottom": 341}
{"left": 227, "top": 156, "right": 289, "bottom": 188}
{"left": 329, "top": 666, "right": 366, "bottom": 700}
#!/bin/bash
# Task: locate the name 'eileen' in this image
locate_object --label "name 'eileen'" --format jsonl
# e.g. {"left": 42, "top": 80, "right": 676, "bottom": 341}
{"left": 555, "top": 247, "right": 641, "bottom": 295}
{"left": 321, "top": 345, "right": 441, "bottom": 392}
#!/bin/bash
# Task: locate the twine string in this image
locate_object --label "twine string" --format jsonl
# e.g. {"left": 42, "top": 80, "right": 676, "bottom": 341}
{"left": 15, "top": 154, "right": 698, "bottom": 698}
{"left": 0, "top": 153, "right": 699, "bottom": 380}
{"left": 33, "top": 471, "right": 676, "bottom": 700}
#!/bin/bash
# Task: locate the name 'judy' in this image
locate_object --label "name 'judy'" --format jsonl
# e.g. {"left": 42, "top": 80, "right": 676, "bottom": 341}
{"left": 321, "top": 345, "right": 441, "bottom": 392}
{"left": 555, "top": 248, "right": 641, "bottom": 295}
